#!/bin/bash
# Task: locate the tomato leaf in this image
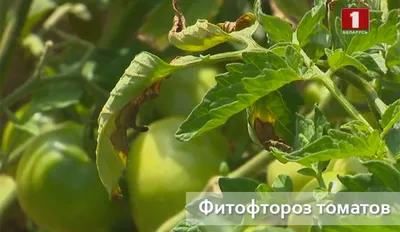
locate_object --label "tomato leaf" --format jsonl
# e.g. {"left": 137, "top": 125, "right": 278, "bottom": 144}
{"left": 292, "top": 113, "right": 315, "bottom": 150}
{"left": 31, "top": 81, "right": 83, "bottom": 111}
{"left": 325, "top": 49, "right": 367, "bottom": 72}
{"left": 381, "top": 99, "right": 400, "bottom": 129}
{"left": 170, "top": 219, "right": 202, "bottom": 232}
{"left": 218, "top": 177, "right": 260, "bottom": 193}
{"left": 138, "top": 0, "right": 224, "bottom": 51}
{"left": 322, "top": 225, "right": 400, "bottom": 232}
{"left": 285, "top": 45, "right": 303, "bottom": 73}
{"left": 271, "top": 174, "right": 293, "bottom": 192}
{"left": 302, "top": 23, "right": 331, "bottom": 61}
{"left": 246, "top": 89, "right": 297, "bottom": 147}
{"left": 0, "top": 175, "right": 16, "bottom": 218}
{"left": 381, "top": 99, "right": 400, "bottom": 156}
{"left": 169, "top": 9, "right": 258, "bottom": 52}
{"left": 175, "top": 51, "right": 302, "bottom": 142}
{"left": 272, "top": 120, "right": 380, "bottom": 167}
{"left": 96, "top": 52, "right": 213, "bottom": 197}
{"left": 386, "top": 35, "right": 400, "bottom": 68}
{"left": 294, "top": 2, "right": 326, "bottom": 47}
{"left": 168, "top": 19, "right": 232, "bottom": 52}
{"left": 352, "top": 52, "right": 387, "bottom": 79}
{"left": 254, "top": 0, "right": 293, "bottom": 43}
{"left": 345, "top": 10, "right": 399, "bottom": 54}
{"left": 337, "top": 173, "right": 388, "bottom": 192}
{"left": 362, "top": 160, "right": 400, "bottom": 191}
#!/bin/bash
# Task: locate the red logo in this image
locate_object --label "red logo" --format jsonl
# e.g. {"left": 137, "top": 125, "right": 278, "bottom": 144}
{"left": 341, "top": 8, "right": 370, "bottom": 34}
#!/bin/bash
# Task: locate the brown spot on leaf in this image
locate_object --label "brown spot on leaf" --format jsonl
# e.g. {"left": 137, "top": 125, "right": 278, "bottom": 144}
{"left": 110, "top": 81, "right": 163, "bottom": 159}
{"left": 169, "top": 0, "right": 186, "bottom": 36}
{"left": 217, "top": 13, "right": 256, "bottom": 33}
{"left": 111, "top": 185, "right": 123, "bottom": 201}
{"left": 254, "top": 118, "right": 292, "bottom": 152}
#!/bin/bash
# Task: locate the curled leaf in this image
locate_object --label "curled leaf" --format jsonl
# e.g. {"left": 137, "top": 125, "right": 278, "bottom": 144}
{"left": 96, "top": 52, "right": 177, "bottom": 198}
{"left": 216, "top": 13, "right": 257, "bottom": 33}
{"left": 168, "top": 9, "right": 257, "bottom": 52}
{"left": 168, "top": 19, "right": 232, "bottom": 52}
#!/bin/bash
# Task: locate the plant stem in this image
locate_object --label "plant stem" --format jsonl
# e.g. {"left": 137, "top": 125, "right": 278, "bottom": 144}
{"left": 0, "top": 0, "right": 10, "bottom": 37}
{"left": 0, "top": 0, "right": 33, "bottom": 95}
{"left": 155, "top": 150, "right": 274, "bottom": 232}
{"left": 315, "top": 69, "right": 372, "bottom": 130}
{"left": 334, "top": 68, "right": 387, "bottom": 119}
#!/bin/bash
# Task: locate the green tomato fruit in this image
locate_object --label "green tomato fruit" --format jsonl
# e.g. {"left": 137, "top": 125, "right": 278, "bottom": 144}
{"left": 325, "top": 158, "right": 368, "bottom": 174}
{"left": 126, "top": 116, "right": 229, "bottom": 232}
{"left": 266, "top": 160, "right": 314, "bottom": 192}
{"left": 346, "top": 84, "right": 365, "bottom": 104}
{"left": 16, "top": 123, "right": 127, "bottom": 232}
{"left": 303, "top": 82, "right": 322, "bottom": 106}
{"left": 153, "top": 66, "right": 218, "bottom": 117}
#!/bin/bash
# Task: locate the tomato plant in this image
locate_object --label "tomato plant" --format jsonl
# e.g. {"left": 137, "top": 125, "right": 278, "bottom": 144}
{"left": 2, "top": 0, "right": 400, "bottom": 232}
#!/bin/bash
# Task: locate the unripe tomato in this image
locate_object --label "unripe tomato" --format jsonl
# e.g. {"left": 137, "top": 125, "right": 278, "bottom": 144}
{"left": 346, "top": 84, "right": 365, "bottom": 104}
{"left": 153, "top": 66, "right": 218, "bottom": 117}
{"left": 325, "top": 158, "right": 368, "bottom": 174}
{"left": 126, "top": 116, "right": 229, "bottom": 232}
{"left": 266, "top": 160, "right": 314, "bottom": 192}
{"left": 16, "top": 123, "right": 128, "bottom": 232}
{"left": 302, "top": 82, "right": 322, "bottom": 107}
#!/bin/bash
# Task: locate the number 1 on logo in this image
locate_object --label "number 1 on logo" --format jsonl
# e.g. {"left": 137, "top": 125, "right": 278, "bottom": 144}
{"left": 350, "top": 11, "right": 359, "bottom": 28}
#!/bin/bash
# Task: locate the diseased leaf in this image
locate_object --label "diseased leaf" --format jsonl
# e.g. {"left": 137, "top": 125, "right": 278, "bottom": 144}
{"left": 346, "top": 10, "right": 399, "bottom": 54}
{"left": 168, "top": 12, "right": 258, "bottom": 52}
{"left": 247, "top": 90, "right": 297, "bottom": 148}
{"left": 168, "top": 19, "right": 231, "bottom": 52}
{"left": 96, "top": 52, "right": 202, "bottom": 197}
{"left": 138, "top": 0, "right": 224, "bottom": 51}
{"left": 254, "top": 0, "right": 293, "bottom": 43}
{"left": 325, "top": 49, "right": 367, "bottom": 72}
{"left": 175, "top": 51, "right": 302, "bottom": 142}
{"left": 295, "top": 2, "right": 326, "bottom": 47}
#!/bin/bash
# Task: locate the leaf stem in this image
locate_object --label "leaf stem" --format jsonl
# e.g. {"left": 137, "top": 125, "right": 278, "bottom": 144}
{"left": 0, "top": 0, "right": 33, "bottom": 96}
{"left": 334, "top": 68, "right": 387, "bottom": 119}
{"left": 315, "top": 68, "right": 372, "bottom": 130}
{"left": 155, "top": 150, "right": 274, "bottom": 232}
